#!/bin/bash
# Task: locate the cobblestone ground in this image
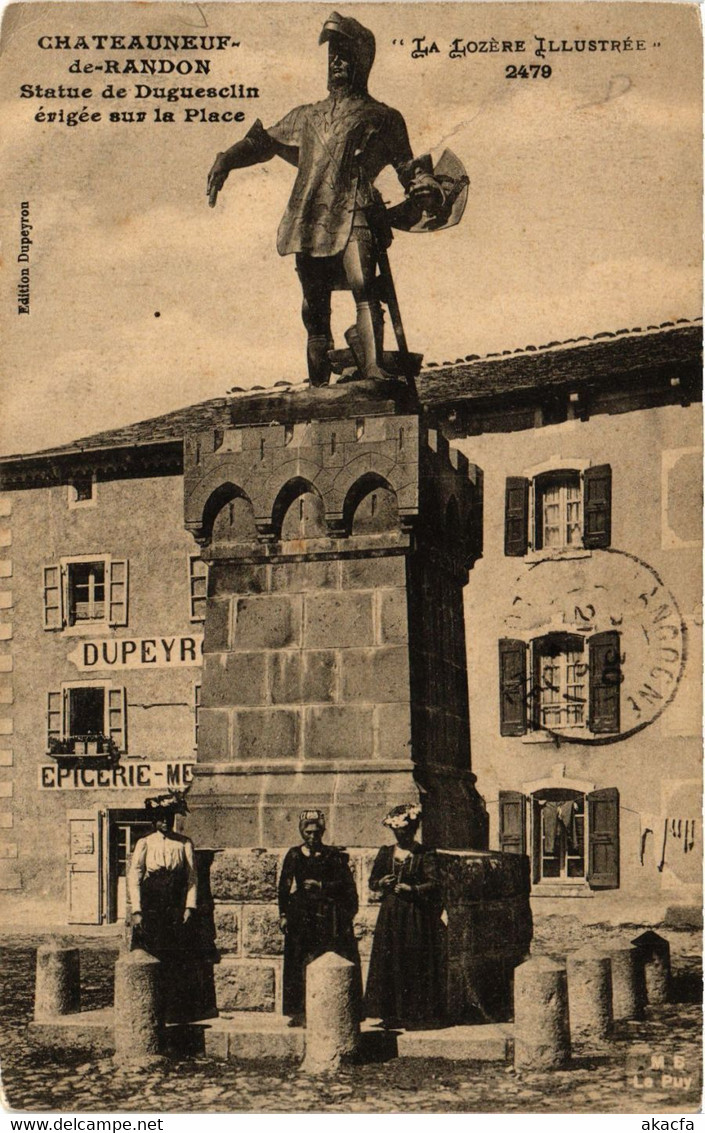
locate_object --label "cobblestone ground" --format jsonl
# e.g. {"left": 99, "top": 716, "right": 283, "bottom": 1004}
{"left": 0, "top": 921, "right": 701, "bottom": 1115}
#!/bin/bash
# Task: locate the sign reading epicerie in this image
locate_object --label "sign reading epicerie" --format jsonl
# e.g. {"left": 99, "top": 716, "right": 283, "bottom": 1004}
{"left": 67, "top": 635, "right": 204, "bottom": 670}
{"left": 39, "top": 761, "right": 195, "bottom": 790}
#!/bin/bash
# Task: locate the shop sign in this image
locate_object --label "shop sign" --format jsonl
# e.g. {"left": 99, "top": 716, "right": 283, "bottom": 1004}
{"left": 39, "top": 760, "right": 195, "bottom": 790}
{"left": 67, "top": 636, "right": 204, "bottom": 670}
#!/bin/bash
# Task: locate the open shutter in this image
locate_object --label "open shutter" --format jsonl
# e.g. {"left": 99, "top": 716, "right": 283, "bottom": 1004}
{"left": 531, "top": 797, "right": 541, "bottom": 884}
{"left": 47, "top": 690, "right": 63, "bottom": 747}
{"left": 589, "top": 630, "right": 621, "bottom": 733}
{"left": 504, "top": 477, "right": 529, "bottom": 556}
{"left": 583, "top": 464, "right": 612, "bottom": 548}
{"left": 499, "top": 791, "right": 526, "bottom": 854}
{"left": 587, "top": 787, "right": 620, "bottom": 889}
{"left": 108, "top": 560, "right": 129, "bottom": 626}
{"left": 43, "top": 564, "right": 64, "bottom": 630}
{"left": 108, "top": 687, "right": 126, "bottom": 752}
{"left": 499, "top": 639, "right": 528, "bottom": 736}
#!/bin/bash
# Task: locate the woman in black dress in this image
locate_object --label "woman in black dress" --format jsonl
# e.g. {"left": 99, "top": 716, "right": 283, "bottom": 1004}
{"left": 278, "top": 809, "right": 361, "bottom": 1026}
{"left": 364, "top": 803, "right": 446, "bottom": 1029}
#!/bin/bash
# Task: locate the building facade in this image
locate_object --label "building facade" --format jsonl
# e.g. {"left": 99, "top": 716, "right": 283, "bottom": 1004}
{"left": 0, "top": 321, "right": 700, "bottom": 930}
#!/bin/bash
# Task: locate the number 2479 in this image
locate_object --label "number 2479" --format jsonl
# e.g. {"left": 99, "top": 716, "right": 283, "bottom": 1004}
{"left": 506, "top": 64, "right": 552, "bottom": 78}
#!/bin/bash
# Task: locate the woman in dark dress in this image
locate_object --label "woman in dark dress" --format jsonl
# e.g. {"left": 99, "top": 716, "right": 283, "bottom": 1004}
{"left": 278, "top": 809, "right": 361, "bottom": 1026}
{"left": 364, "top": 803, "right": 447, "bottom": 1029}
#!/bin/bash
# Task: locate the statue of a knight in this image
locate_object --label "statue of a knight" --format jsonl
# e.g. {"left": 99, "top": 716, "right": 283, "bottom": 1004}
{"left": 207, "top": 11, "right": 456, "bottom": 387}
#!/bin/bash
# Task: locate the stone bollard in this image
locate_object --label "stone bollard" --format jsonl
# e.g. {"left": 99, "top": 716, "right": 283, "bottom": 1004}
{"left": 513, "top": 956, "right": 570, "bottom": 1071}
{"left": 114, "top": 949, "right": 164, "bottom": 1065}
{"left": 566, "top": 947, "right": 613, "bottom": 1048}
{"left": 631, "top": 930, "right": 671, "bottom": 1005}
{"left": 301, "top": 952, "right": 359, "bottom": 1075}
{"left": 604, "top": 944, "right": 645, "bottom": 1021}
{"left": 34, "top": 944, "right": 81, "bottom": 1021}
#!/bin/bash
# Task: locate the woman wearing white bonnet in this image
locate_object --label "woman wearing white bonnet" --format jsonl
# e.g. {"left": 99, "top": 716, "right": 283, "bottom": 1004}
{"left": 364, "top": 802, "right": 446, "bottom": 1029}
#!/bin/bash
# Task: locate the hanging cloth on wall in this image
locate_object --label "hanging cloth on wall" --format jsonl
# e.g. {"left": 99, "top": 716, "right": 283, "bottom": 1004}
{"left": 542, "top": 802, "right": 560, "bottom": 853}
{"left": 558, "top": 800, "right": 578, "bottom": 852}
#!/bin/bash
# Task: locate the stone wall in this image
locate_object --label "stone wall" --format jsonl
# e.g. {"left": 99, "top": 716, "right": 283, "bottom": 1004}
{"left": 208, "top": 846, "right": 531, "bottom": 1020}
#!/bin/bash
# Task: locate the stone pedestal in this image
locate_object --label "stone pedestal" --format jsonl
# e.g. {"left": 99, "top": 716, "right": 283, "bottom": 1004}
{"left": 605, "top": 944, "right": 646, "bottom": 1021}
{"left": 114, "top": 950, "right": 163, "bottom": 1065}
{"left": 183, "top": 395, "right": 486, "bottom": 851}
{"left": 514, "top": 957, "right": 571, "bottom": 1070}
{"left": 34, "top": 945, "right": 80, "bottom": 1021}
{"left": 301, "top": 951, "right": 359, "bottom": 1074}
{"left": 566, "top": 947, "right": 613, "bottom": 1048}
{"left": 631, "top": 930, "right": 671, "bottom": 1005}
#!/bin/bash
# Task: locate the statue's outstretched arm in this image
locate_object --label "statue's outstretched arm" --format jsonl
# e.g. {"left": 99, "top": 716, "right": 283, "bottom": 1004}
{"left": 207, "top": 119, "right": 279, "bottom": 207}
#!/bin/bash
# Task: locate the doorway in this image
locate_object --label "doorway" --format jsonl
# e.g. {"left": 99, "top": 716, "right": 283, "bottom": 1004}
{"left": 106, "top": 810, "right": 153, "bottom": 923}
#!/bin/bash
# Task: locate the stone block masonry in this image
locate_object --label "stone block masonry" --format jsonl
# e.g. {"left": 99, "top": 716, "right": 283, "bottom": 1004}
{"left": 207, "top": 846, "right": 530, "bottom": 1020}
{"left": 183, "top": 408, "right": 487, "bottom": 851}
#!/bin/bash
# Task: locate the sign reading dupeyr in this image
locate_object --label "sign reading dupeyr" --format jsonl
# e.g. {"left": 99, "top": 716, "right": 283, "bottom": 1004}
{"left": 39, "top": 760, "right": 196, "bottom": 791}
{"left": 67, "top": 635, "right": 204, "bottom": 670}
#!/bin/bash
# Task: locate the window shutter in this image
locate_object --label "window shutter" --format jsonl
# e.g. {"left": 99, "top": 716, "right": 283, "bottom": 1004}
{"left": 193, "top": 683, "right": 201, "bottom": 750}
{"left": 587, "top": 787, "right": 620, "bottom": 889}
{"left": 43, "top": 565, "right": 63, "bottom": 630}
{"left": 583, "top": 464, "right": 612, "bottom": 548}
{"left": 499, "top": 791, "right": 526, "bottom": 854}
{"left": 108, "top": 560, "right": 129, "bottom": 626}
{"left": 504, "top": 477, "right": 529, "bottom": 556}
{"left": 108, "top": 687, "right": 127, "bottom": 751}
{"left": 499, "top": 639, "right": 528, "bottom": 736}
{"left": 530, "top": 797, "right": 541, "bottom": 884}
{"left": 589, "top": 630, "right": 621, "bottom": 733}
{"left": 47, "top": 690, "right": 62, "bottom": 747}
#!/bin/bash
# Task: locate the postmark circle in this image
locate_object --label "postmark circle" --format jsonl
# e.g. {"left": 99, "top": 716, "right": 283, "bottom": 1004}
{"left": 505, "top": 547, "right": 686, "bottom": 745}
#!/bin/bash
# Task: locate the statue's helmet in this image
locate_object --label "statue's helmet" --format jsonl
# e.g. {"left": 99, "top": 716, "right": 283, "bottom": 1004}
{"left": 320, "top": 11, "right": 375, "bottom": 92}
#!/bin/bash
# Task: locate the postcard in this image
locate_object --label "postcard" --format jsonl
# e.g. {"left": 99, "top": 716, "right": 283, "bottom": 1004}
{"left": 0, "top": 1, "right": 701, "bottom": 1117}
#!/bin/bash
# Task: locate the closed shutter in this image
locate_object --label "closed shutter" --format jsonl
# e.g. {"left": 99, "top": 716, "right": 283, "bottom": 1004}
{"left": 108, "top": 687, "right": 126, "bottom": 751}
{"left": 583, "top": 465, "right": 612, "bottom": 548}
{"left": 587, "top": 787, "right": 620, "bottom": 889}
{"left": 499, "top": 639, "right": 528, "bottom": 735}
{"left": 504, "top": 477, "right": 529, "bottom": 556}
{"left": 108, "top": 560, "right": 129, "bottom": 626}
{"left": 589, "top": 630, "right": 621, "bottom": 733}
{"left": 499, "top": 791, "right": 526, "bottom": 854}
{"left": 43, "top": 565, "right": 64, "bottom": 630}
{"left": 47, "top": 690, "right": 63, "bottom": 747}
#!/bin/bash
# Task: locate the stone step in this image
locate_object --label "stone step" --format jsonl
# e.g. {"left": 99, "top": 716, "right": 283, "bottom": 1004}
{"left": 29, "top": 1008, "right": 114, "bottom": 1054}
{"left": 396, "top": 1023, "right": 513, "bottom": 1062}
{"left": 29, "top": 1010, "right": 513, "bottom": 1064}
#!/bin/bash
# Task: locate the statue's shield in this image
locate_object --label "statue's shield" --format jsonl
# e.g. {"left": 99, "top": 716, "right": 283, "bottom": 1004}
{"left": 387, "top": 149, "right": 469, "bottom": 233}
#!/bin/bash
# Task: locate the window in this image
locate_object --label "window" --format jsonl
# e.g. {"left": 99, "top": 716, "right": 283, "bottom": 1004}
{"left": 499, "top": 787, "right": 619, "bottom": 890}
{"left": 188, "top": 554, "right": 208, "bottom": 622}
{"left": 47, "top": 683, "right": 127, "bottom": 753}
{"left": 534, "top": 633, "right": 586, "bottom": 730}
{"left": 68, "top": 561, "right": 105, "bottom": 624}
{"left": 499, "top": 630, "right": 621, "bottom": 737}
{"left": 535, "top": 791, "right": 586, "bottom": 880}
{"left": 536, "top": 472, "right": 581, "bottom": 550}
{"left": 43, "top": 557, "right": 128, "bottom": 630}
{"left": 504, "top": 465, "right": 611, "bottom": 556}
{"left": 68, "top": 474, "right": 96, "bottom": 508}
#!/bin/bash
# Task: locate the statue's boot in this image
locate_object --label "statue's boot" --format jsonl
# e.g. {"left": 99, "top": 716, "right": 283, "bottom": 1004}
{"left": 307, "top": 334, "right": 333, "bottom": 387}
{"left": 344, "top": 325, "right": 365, "bottom": 375}
{"left": 356, "top": 302, "right": 393, "bottom": 381}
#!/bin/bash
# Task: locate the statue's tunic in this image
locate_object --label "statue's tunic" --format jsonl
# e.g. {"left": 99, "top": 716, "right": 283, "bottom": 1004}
{"left": 260, "top": 93, "right": 415, "bottom": 258}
